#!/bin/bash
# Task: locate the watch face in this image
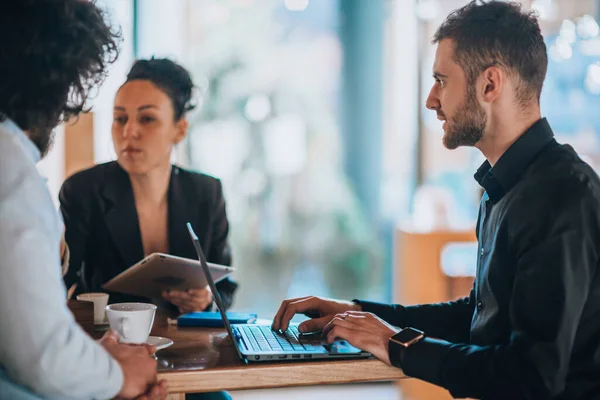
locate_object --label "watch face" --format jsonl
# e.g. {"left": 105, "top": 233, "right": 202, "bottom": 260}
{"left": 393, "top": 327, "right": 424, "bottom": 344}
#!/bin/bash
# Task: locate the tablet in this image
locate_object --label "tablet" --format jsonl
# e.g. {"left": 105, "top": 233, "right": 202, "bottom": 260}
{"left": 102, "top": 253, "right": 234, "bottom": 299}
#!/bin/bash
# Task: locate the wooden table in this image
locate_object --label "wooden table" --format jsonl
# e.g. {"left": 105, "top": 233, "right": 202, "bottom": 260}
{"left": 106, "top": 315, "right": 405, "bottom": 399}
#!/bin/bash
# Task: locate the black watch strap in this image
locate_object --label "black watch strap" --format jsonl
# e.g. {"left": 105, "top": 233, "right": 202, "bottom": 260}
{"left": 388, "top": 327, "right": 425, "bottom": 369}
{"left": 388, "top": 337, "right": 407, "bottom": 369}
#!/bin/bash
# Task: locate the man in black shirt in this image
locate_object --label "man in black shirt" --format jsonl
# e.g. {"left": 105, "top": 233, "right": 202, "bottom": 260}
{"left": 272, "top": 1, "right": 600, "bottom": 399}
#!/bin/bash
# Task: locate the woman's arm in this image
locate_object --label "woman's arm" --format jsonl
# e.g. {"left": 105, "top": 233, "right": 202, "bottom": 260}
{"left": 210, "top": 179, "right": 237, "bottom": 310}
{"left": 163, "top": 178, "right": 237, "bottom": 313}
{"left": 59, "top": 177, "right": 90, "bottom": 293}
{"left": 59, "top": 228, "right": 70, "bottom": 277}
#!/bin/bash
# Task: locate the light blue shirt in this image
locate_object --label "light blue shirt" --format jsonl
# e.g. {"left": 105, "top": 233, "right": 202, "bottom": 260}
{"left": 0, "top": 119, "right": 123, "bottom": 399}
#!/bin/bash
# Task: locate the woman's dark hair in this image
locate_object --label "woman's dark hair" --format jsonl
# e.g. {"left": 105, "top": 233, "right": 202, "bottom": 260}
{"left": 0, "top": 0, "right": 120, "bottom": 134}
{"left": 125, "top": 58, "right": 196, "bottom": 121}
{"left": 433, "top": 0, "right": 547, "bottom": 106}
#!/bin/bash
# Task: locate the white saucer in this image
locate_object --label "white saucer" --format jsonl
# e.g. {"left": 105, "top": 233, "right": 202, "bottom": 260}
{"left": 146, "top": 336, "right": 173, "bottom": 352}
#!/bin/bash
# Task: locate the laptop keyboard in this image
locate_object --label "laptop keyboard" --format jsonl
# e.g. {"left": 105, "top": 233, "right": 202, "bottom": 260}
{"left": 241, "top": 325, "right": 322, "bottom": 353}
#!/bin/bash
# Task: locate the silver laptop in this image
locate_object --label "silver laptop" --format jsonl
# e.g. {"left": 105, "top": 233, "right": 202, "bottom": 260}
{"left": 186, "top": 222, "right": 371, "bottom": 362}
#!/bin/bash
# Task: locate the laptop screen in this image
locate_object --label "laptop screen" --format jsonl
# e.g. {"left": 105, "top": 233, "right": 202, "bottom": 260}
{"left": 186, "top": 222, "right": 237, "bottom": 342}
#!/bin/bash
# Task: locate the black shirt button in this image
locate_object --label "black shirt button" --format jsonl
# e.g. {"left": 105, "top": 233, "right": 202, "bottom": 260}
{"left": 477, "top": 301, "right": 483, "bottom": 311}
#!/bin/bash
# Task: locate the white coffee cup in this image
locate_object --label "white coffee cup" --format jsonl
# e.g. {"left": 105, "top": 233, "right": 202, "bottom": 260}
{"left": 76, "top": 293, "right": 109, "bottom": 325}
{"left": 105, "top": 302, "right": 157, "bottom": 344}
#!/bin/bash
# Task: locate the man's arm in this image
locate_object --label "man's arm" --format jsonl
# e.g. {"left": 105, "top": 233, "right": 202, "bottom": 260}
{"left": 394, "top": 190, "right": 599, "bottom": 400}
{"left": 356, "top": 289, "right": 475, "bottom": 344}
{"left": 0, "top": 135, "right": 123, "bottom": 399}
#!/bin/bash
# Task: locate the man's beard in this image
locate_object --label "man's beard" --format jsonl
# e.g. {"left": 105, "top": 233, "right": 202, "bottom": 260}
{"left": 442, "top": 86, "right": 487, "bottom": 150}
{"left": 27, "top": 127, "right": 55, "bottom": 158}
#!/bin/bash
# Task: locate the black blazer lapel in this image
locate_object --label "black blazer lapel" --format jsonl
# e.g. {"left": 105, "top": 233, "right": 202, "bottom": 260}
{"left": 101, "top": 163, "right": 145, "bottom": 269}
{"left": 167, "top": 166, "right": 210, "bottom": 259}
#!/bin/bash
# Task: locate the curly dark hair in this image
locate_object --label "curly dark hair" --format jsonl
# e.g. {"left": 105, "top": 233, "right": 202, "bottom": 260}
{"left": 125, "top": 58, "right": 196, "bottom": 121}
{"left": 433, "top": 0, "right": 547, "bottom": 106}
{"left": 0, "top": 0, "right": 120, "bottom": 154}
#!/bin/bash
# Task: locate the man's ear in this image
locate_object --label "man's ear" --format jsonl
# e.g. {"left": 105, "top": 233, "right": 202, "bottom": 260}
{"left": 174, "top": 119, "right": 188, "bottom": 144}
{"left": 481, "top": 66, "right": 503, "bottom": 103}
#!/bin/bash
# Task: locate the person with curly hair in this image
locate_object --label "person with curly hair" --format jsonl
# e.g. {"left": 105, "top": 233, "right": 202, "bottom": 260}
{"left": 0, "top": 1, "right": 167, "bottom": 399}
{"left": 60, "top": 59, "right": 238, "bottom": 320}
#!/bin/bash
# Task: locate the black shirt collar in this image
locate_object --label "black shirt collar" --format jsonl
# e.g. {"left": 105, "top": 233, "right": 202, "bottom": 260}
{"left": 474, "top": 118, "right": 555, "bottom": 203}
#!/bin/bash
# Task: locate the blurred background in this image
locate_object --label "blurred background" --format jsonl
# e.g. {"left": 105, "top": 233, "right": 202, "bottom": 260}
{"left": 39, "top": 0, "right": 600, "bottom": 398}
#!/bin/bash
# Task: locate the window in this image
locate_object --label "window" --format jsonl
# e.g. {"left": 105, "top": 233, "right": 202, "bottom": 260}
{"left": 137, "top": 0, "right": 391, "bottom": 315}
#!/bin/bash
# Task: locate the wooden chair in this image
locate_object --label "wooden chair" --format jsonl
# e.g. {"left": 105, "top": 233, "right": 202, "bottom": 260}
{"left": 394, "top": 227, "right": 476, "bottom": 400}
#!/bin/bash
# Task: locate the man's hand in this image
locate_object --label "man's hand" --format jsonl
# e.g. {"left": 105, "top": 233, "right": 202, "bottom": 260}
{"left": 322, "top": 311, "right": 400, "bottom": 365}
{"left": 162, "top": 287, "right": 212, "bottom": 313}
{"left": 131, "top": 380, "right": 168, "bottom": 400}
{"left": 271, "top": 296, "right": 362, "bottom": 333}
{"left": 99, "top": 331, "right": 167, "bottom": 399}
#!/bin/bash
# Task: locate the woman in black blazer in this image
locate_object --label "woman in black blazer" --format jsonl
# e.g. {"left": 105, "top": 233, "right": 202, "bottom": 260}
{"left": 60, "top": 58, "right": 237, "bottom": 314}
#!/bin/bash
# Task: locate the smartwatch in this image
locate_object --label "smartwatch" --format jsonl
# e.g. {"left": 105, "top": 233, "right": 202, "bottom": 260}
{"left": 388, "top": 327, "right": 425, "bottom": 368}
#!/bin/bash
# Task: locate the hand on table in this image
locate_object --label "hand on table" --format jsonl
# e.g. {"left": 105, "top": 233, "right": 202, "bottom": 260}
{"left": 99, "top": 330, "right": 168, "bottom": 400}
{"left": 271, "top": 296, "right": 362, "bottom": 333}
{"left": 322, "top": 311, "right": 400, "bottom": 365}
{"left": 130, "top": 380, "right": 168, "bottom": 400}
{"left": 162, "top": 286, "right": 212, "bottom": 313}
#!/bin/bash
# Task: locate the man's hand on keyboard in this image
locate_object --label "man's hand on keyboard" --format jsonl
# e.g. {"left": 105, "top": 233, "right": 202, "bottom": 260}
{"left": 322, "top": 311, "right": 400, "bottom": 365}
{"left": 271, "top": 296, "right": 362, "bottom": 334}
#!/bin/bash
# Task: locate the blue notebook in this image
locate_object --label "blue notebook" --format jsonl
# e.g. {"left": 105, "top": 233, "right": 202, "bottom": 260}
{"left": 178, "top": 311, "right": 257, "bottom": 327}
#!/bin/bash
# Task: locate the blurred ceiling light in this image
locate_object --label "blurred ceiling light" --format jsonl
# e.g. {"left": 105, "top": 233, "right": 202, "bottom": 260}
{"left": 531, "top": 0, "right": 557, "bottom": 21}
{"left": 577, "top": 15, "right": 600, "bottom": 39}
{"left": 244, "top": 95, "right": 272, "bottom": 123}
{"left": 580, "top": 38, "right": 600, "bottom": 56}
{"left": 284, "top": 0, "right": 309, "bottom": 12}
{"left": 549, "top": 38, "right": 573, "bottom": 61}
{"left": 585, "top": 63, "right": 600, "bottom": 95}
{"left": 559, "top": 19, "right": 577, "bottom": 44}
{"left": 416, "top": 0, "right": 439, "bottom": 21}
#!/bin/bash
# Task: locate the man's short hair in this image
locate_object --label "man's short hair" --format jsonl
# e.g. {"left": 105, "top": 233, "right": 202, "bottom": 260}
{"left": 0, "top": 0, "right": 120, "bottom": 133}
{"left": 433, "top": 0, "right": 548, "bottom": 106}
